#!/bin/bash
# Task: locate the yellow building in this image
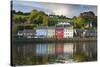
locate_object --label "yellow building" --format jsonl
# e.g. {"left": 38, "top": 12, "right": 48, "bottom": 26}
{"left": 47, "top": 27, "right": 55, "bottom": 38}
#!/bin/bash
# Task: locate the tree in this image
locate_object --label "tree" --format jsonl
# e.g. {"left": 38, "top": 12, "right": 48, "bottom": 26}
{"left": 28, "top": 10, "right": 48, "bottom": 26}
{"left": 28, "top": 9, "right": 39, "bottom": 24}
{"left": 17, "top": 11, "right": 24, "bottom": 15}
{"left": 72, "top": 16, "right": 89, "bottom": 29}
{"left": 17, "top": 25, "right": 24, "bottom": 31}
{"left": 43, "top": 15, "right": 48, "bottom": 26}
{"left": 12, "top": 10, "right": 16, "bottom": 14}
{"left": 72, "top": 11, "right": 97, "bottom": 29}
{"left": 13, "top": 15, "right": 27, "bottom": 24}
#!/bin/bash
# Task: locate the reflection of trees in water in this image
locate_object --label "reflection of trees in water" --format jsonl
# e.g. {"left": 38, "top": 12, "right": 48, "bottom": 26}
{"left": 12, "top": 44, "right": 36, "bottom": 65}
{"left": 12, "top": 44, "right": 49, "bottom": 65}
{"left": 12, "top": 42, "right": 97, "bottom": 65}
{"left": 73, "top": 42, "right": 97, "bottom": 62}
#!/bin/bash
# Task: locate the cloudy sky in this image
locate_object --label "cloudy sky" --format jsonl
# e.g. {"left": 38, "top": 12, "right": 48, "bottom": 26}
{"left": 12, "top": 1, "right": 97, "bottom": 18}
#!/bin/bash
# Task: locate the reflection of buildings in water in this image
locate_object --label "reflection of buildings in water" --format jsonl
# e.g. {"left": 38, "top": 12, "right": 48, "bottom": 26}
{"left": 55, "top": 43, "right": 64, "bottom": 55}
{"left": 36, "top": 43, "right": 56, "bottom": 55}
{"left": 63, "top": 43, "right": 73, "bottom": 57}
{"left": 36, "top": 44, "right": 48, "bottom": 56}
{"left": 48, "top": 43, "right": 55, "bottom": 55}
{"left": 12, "top": 42, "right": 97, "bottom": 65}
{"left": 35, "top": 43, "right": 74, "bottom": 58}
{"left": 35, "top": 44, "right": 49, "bottom": 64}
{"left": 15, "top": 42, "right": 97, "bottom": 59}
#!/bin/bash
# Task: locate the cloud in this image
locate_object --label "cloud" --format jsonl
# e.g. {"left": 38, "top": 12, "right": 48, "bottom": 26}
{"left": 12, "top": 1, "right": 97, "bottom": 18}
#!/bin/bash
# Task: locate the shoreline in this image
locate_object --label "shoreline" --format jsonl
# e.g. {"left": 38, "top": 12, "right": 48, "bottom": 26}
{"left": 12, "top": 37, "right": 97, "bottom": 43}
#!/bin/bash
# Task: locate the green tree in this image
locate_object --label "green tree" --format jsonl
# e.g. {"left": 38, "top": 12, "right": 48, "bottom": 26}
{"left": 28, "top": 9, "right": 48, "bottom": 26}
{"left": 17, "top": 25, "right": 24, "bottom": 31}
{"left": 28, "top": 9, "right": 39, "bottom": 24}
{"left": 43, "top": 15, "right": 48, "bottom": 26}
{"left": 72, "top": 16, "right": 89, "bottom": 29}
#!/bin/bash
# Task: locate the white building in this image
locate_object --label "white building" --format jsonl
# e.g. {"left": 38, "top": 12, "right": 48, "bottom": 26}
{"left": 64, "top": 26, "right": 73, "bottom": 38}
{"left": 17, "top": 29, "right": 35, "bottom": 38}
{"left": 17, "top": 30, "right": 23, "bottom": 37}
{"left": 56, "top": 22, "right": 73, "bottom": 38}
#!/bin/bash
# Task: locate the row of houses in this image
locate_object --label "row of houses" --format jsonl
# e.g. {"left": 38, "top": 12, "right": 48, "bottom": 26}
{"left": 74, "top": 29, "right": 97, "bottom": 37}
{"left": 17, "top": 22, "right": 97, "bottom": 39}
{"left": 17, "top": 22, "right": 73, "bottom": 39}
{"left": 16, "top": 43, "right": 73, "bottom": 56}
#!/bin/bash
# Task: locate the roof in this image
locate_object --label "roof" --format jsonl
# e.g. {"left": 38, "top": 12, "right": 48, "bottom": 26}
{"left": 75, "top": 29, "right": 84, "bottom": 33}
{"left": 56, "top": 22, "right": 73, "bottom": 28}
{"left": 47, "top": 27, "right": 55, "bottom": 29}
{"left": 23, "top": 29, "right": 35, "bottom": 33}
{"left": 55, "top": 27, "right": 64, "bottom": 30}
{"left": 57, "top": 22, "right": 70, "bottom": 25}
{"left": 75, "top": 29, "right": 97, "bottom": 33}
{"left": 57, "top": 22, "right": 72, "bottom": 26}
{"left": 36, "top": 26, "right": 48, "bottom": 29}
{"left": 85, "top": 29, "right": 97, "bottom": 33}
{"left": 18, "top": 30, "right": 23, "bottom": 33}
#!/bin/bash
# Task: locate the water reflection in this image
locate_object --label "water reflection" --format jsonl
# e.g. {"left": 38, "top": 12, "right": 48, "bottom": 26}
{"left": 12, "top": 42, "right": 97, "bottom": 65}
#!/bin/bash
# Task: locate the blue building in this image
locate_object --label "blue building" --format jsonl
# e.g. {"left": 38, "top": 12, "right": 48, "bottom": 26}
{"left": 84, "top": 30, "right": 97, "bottom": 37}
{"left": 35, "top": 27, "right": 48, "bottom": 38}
{"left": 74, "top": 29, "right": 97, "bottom": 37}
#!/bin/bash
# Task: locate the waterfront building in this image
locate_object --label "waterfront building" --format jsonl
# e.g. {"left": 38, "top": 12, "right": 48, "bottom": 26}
{"left": 56, "top": 22, "right": 73, "bottom": 38}
{"left": 55, "top": 27, "right": 64, "bottom": 39}
{"left": 23, "top": 29, "right": 35, "bottom": 38}
{"left": 17, "top": 29, "right": 35, "bottom": 38}
{"left": 83, "top": 29, "right": 97, "bottom": 37}
{"left": 64, "top": 25, "right": 73, "bottom": 38}
{"left": 17, "top": 22, "right": 74, "bottom": 39}
{"left": 35, "top": 27, "right": 48, "bottom": 38}
{"left": 47, "top": 27, "right": 55, "bottom": 38}
{"left": 74, "top": 29, "right": 84, "bottom": 37}
{"left": 74, "top": 29, "right": 97, "bottom": 37}
{"left": 17, "top": 30, "right": 23, "bottom": 37}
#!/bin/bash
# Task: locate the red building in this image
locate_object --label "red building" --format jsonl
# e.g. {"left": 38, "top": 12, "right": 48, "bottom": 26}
{"left": 55, "top": 27, "right": 64, "bottom": 39}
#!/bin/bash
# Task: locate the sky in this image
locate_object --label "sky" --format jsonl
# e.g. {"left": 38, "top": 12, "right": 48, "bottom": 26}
{"left": 12, "top": 1, "right": 97, "bottom": 18}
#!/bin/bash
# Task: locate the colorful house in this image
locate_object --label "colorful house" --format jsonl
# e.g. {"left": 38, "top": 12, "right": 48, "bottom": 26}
{"left": 47, "top": 27, "right": 55, "bottom": 38}
{"left": 35, "top": 27, "right": 48, "bottom": 38}
{"left": 74, "top": 29, "right": 97, "bottom": 37}
{"left": 56, "top": 22, "right": 73, "bottom": 38}
{"left": 55, "top": 27, "right": 64, "bottom": 39}
{"left": 74, "top": 29, "right": 84, "bottom": 37}
{"left": 64, "top": 25, "right": 73, "bottom": 38}
{"left": 17, "top": 30, "right": 23, "bottom": 37}
{"left": 83, "top": 29, "right": 97, "bottom": 37}
{"left": 17, "top": 29, "right": 35, "bottom": 38}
